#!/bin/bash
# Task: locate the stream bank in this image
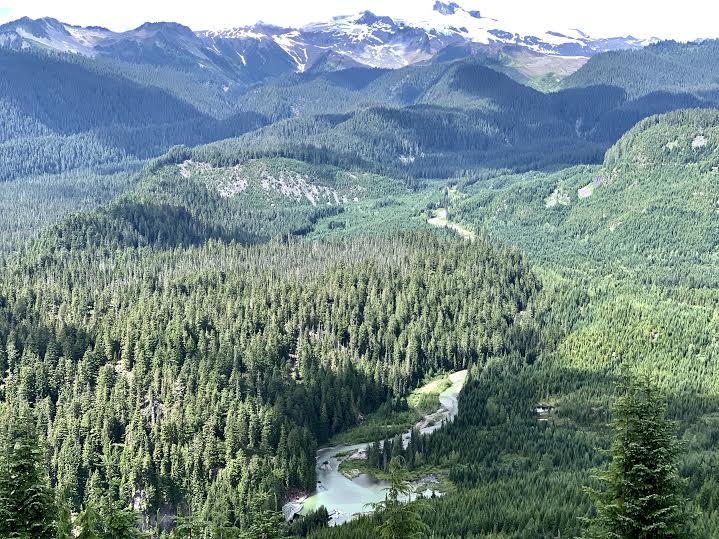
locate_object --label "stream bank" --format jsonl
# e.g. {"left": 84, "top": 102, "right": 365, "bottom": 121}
{"left": 283, "top": 370, "right": 467, "bottom": 526}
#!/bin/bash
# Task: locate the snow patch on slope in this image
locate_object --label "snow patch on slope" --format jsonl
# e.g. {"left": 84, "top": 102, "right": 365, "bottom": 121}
{"left": 273, "top": 31, "right": 309, "bottom": 72}
{"left": 15, "top": 24, "right": 94, "bottom": 55}
{"left": 0, "top": 2, "right": 658, "bottom": 74}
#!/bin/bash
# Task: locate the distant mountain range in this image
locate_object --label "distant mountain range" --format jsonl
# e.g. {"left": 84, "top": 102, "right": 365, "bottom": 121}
{"left": 0, "top": 1, "right": 657, "bottom": 82}
{"left": 3, "top": 0, "right": 716, "bottom": 207}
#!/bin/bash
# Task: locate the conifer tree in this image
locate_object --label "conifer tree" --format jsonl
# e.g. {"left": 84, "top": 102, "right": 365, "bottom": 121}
{"left": 0, "top": 402, "right": 57, "bottom": 538}
{"left": 581, "top": 375, "right": 690, "bottom": 539}
{"left": 240, "top": 509, "right": 287, "bottom": 539}
{"left": 370, "top": 456, "right": 427, "bottom": 539}
{"left": 171, "top": 513, "right": 210, "bottom": 538}
{"left": 102, "top": 499, "right": 143, "bottom": 539}
{"left": 55, "top": 490, "right": 74, "bottom": 539}
{"left": 76, "top": 503, "right": 102, "bottom": 539}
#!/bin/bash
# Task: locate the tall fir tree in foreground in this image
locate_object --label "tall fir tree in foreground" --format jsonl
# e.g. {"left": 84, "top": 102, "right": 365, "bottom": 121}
{"left": 370, "top": 456, "right": 427, "bottom": 539}
{"left": 581, "top": 375, "right": 690, "bottom": 539}
{"left": 0, "top": 402, "right": 57, "bottom": 538}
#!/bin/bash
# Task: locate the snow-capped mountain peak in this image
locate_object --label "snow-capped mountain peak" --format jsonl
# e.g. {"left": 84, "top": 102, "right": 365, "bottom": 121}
{"left": 0, "top": 2, "right": 658, "bottom": 81}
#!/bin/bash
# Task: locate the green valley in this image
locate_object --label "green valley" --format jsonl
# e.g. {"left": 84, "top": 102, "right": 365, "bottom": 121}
{"left": 1, "top": 6, "right": 719, "bottom": 538}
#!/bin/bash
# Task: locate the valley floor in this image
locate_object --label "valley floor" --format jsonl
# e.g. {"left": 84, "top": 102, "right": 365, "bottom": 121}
{"left": 287, "top": 371, "right": 467, "bottom": 526}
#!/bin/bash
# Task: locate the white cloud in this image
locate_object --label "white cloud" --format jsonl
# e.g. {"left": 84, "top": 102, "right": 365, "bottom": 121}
{"left": 0, "top": 0, "right": 717, "bottom": 41}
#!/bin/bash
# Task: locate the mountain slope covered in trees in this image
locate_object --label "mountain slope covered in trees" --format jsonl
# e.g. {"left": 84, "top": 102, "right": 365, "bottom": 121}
{"left": 0, "top": 206, "right": 540, "bottom": 532}
{"left": 4, "top": 39, "right": 719, "bottom": 255}
{"left": 450, "top": 108, "right": 719, "bottom": 285}
{"left": 5, "top": 44, "right": 717, "bottom": 188}
{"left": 564, "top": 39, "right": 719, "bottom": 99}
{"left": 2, "top": 14, "right": 719, "bottom": 538}
{"left": 309, "top": 109, "right": 719, "bottom": 538}
{"left": 0, "top": 49, "right": 268, "bottom": 183}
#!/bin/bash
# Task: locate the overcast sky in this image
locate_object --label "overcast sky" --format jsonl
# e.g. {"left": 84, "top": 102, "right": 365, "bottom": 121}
{"left": 0, "top": 0, "right": 716, "bottom": 41}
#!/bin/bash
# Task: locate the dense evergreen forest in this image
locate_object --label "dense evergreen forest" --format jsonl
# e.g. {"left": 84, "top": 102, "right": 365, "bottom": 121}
{"left": 451, "top": 109, "right": 719, "bottom": 285}
{"left": 0, "top": 49, "right": 268, "bottom": 184}
{"left": 564, "top": 39, "right": 719, "bottom": 99}
{"left": 2, "top": 27, "right": 719, "bottom": 539}
{"left": 0, "top": 211, "right": 539, "bottom": 534}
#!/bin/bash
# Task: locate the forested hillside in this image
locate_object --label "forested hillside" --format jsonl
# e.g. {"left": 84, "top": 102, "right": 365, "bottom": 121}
{"left": 215, "top": 58, "right": 719, "bottom": 178}
{"left": 0, "top": 48, "right": 265, "bottom": 254}
{"left": 214, "top": 61, "right": 611, "bottom": 179}
{"left": 3, "top": 43, "right": 719, "bottom": 255}
{"left": 451, "top": 108, "right": 719, "bottom": 285}
{"left": 0, "top": 167, "right": 138, "bottom": 255}
{"left": 559, "top": 40, "right": 719, "bottom": 143}
{"left": 0, "top": 49, "right": 269, "bottom": 183}
{"left": 564, "top": 39, "right": 719, "bottom": 99}
{"left": 0, "top": 201, "right": 539, "bottom": 532}
{"left": 33, "top": 147, "right": 413, "bottom": 250}
{"left": 310, "top": 109, "right": 719, "bottom": 538}
{"left": 5, "top": 45, "right": 714, "bottom": 187}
